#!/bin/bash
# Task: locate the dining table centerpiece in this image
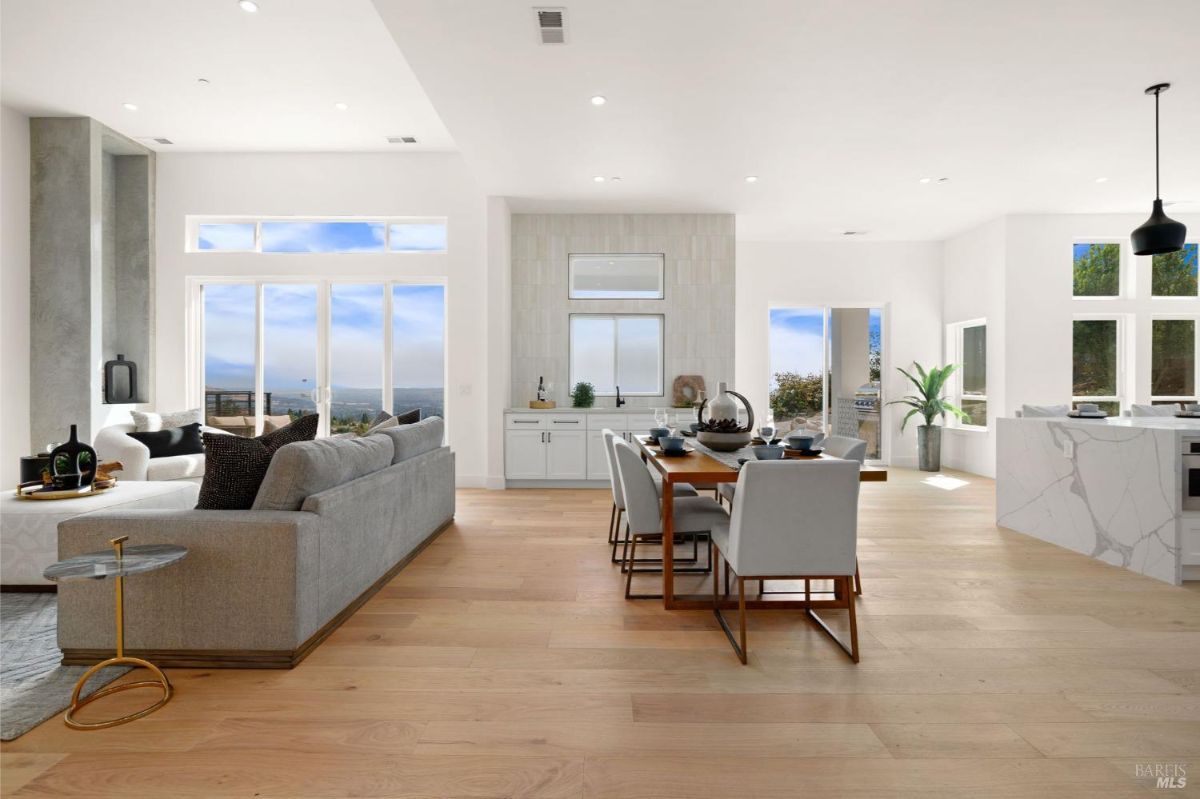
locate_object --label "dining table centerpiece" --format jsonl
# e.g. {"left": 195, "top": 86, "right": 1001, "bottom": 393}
{"left": 695, "top": 382, "right": 755, "bottom": 451}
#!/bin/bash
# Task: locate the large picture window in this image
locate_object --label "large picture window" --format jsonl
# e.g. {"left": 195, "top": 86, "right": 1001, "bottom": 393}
{"left": 190, "top": 217, "right": 447, "bottom": 254}
{"left": 195, "top": 279, "right": 446, "bottom": 437}
{"left": 569, "top": 314, "right": 663, "bottom": 396}
{"left": 947, "top": 320, "right": 987, "bottom": 428}
{"left": 1151, "top": 317, "right": 1198, "bottom": 403}
{"left": 1072, "top": 317, "right": 1124, "bottom": 415}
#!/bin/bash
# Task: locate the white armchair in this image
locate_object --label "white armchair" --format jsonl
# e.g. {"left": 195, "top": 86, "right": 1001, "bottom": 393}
{"left": 93, "top": 424, "right": 227, "bottom": 483}
{"left": 709, "top": 459, "right": 861, "bottom": 663}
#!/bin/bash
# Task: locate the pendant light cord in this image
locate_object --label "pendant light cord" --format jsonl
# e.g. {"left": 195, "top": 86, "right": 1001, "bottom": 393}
{"left": 1155, "top": 89, "right": 1161, "bottom": 200}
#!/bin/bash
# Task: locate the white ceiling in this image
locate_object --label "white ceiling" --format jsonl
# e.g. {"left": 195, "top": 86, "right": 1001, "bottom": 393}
{"left": 373, "top": 0, "right": 1200, "bottom": 240}
{"left": 0, "top": 0, "right": 455, "bottom": 151}
{"left": 4, "top": 1, "right": 1198, "bottom": 241}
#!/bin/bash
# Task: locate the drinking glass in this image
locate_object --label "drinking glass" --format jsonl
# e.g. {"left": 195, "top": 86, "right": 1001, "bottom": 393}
{"left": 654, "top": 408, "right": 666, "bottom": 427}
{"left": 759, "top": 410, "right": 776, "bottom": 443}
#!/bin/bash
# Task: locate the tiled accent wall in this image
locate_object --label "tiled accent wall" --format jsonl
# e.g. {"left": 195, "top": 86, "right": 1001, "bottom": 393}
{"left": 511, "top": 213, "right": 735, "bottom": 409}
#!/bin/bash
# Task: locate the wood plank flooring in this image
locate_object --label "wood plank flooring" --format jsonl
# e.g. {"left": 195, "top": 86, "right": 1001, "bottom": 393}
{"left": 4, "top": 469, "right": 1199, "bottom": 798}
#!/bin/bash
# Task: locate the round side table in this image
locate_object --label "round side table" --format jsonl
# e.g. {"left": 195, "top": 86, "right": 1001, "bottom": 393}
{"left": 43, "top": 536, "right": 188, "bottom": 730}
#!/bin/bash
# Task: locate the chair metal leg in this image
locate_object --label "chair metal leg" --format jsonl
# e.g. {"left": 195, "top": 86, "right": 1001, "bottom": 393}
{"left": 611, "top": 509, "right": 625, "bottom": 563}
{"left": 713, "top": 557, "right": 749, "bottom": 665}
{"left": 607, "top": 503, "right": 617, "bottom": 544}
{"left": 624, "top": 534, "right": 664, "bottom": 600}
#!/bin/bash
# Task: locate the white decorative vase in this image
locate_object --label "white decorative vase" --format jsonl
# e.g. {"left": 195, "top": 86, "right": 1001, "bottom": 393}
{"left": 708, "top": 382, "right": 738, "bottom": 423}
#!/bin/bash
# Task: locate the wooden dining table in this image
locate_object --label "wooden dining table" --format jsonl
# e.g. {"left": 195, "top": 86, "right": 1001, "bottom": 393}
{"left": 633, "top": 435, "right": 887, "bottom": 610}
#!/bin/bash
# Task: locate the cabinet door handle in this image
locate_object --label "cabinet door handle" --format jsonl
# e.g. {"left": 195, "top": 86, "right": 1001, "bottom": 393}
{"left": 514, "top": 419, "right": 539, "bottom": 424}
{"left": 553, "top": 420, "right": 580, "bottom": 424}
{"left": 547, "top": 432, "right": 552, "bottom": 443}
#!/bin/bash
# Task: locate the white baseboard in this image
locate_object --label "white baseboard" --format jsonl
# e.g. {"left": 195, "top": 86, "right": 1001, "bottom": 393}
{"left": 485, "top": 476, "right": 506, "bottom": 490}
{"left": 455, "top": 474, "right": 487, "bottom": 488}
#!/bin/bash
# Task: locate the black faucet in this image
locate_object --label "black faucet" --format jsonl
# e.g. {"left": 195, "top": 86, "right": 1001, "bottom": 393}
{"left": 615, "top": 386, "right": 626, "bottom": 407}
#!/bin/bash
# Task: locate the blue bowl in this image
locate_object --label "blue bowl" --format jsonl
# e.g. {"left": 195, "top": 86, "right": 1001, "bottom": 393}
{"left": 786, "top": 434, "right": 814, "bottom": 451}
{"left": 649, "top": 426, "right": 671, "bottom": 441}
{"left": 660, "top": 435, "right": 686, "bottom": 453}
{"left": 752, "top": 445, "right": 785, "bottom": 460}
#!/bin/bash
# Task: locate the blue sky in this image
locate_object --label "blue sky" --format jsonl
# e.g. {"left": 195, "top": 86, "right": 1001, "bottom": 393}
{"left": 204, "top": 283, "right": 445, "bottom": 391}
{"left": 768, "top": 307, "right": 881, "bottom": 389}
{"left": 197, "top": 221, "right": 448, "bottom": 253}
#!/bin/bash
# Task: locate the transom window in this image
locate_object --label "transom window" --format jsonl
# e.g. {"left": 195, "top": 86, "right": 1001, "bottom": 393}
{"left": 567, "top": 254, "right": 664, "bottom": 299}
{"left": 1152, "top": 243, "right": 1199, "bottom": 297}
{"left": 1072, "top": 242, "right": 1121, "bottom": 297}
{"left": 569, "top": 314, "right": 664, "bottom": 396}
{"left": 189, "top": 217, "right": 448, "bottom": 254}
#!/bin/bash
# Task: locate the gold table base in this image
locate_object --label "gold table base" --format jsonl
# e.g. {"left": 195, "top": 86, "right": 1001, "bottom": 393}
{"left": 63, "top": 536, "right": 174, "bottom": 730}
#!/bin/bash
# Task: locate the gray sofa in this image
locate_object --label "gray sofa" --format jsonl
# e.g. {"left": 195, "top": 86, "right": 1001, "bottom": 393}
{"left": 57, "top": 418, "right": 454, "bottom": 668}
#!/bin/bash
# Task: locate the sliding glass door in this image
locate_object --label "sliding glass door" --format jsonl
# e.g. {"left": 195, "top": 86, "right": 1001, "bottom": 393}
{"left": 769, "top": 306, "right": 883, "bottom": 461}
{"left": 196, "top": 279, "right": 445, "bottom": 437}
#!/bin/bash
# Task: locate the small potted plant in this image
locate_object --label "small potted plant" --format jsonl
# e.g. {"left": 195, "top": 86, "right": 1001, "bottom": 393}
{"left": 887, "top": 362, "right": 968, "bottom": 472}
{"left": 571, "top": 381, "right": 596, "bottom": 408}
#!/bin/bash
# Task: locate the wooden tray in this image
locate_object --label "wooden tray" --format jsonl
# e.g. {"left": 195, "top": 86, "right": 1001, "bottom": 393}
{"left": 15, "top": 481, "right": 115, "bottom": 501}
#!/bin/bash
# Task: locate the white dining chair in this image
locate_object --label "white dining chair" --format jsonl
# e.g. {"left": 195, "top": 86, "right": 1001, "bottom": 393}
{"left": 710, "top": 459, "right": 861, "bottom": 663}
{"left": 821, "top": 435, "right": 867, "bottom": 463}
{"left": 603, "top": 430, "right": 698, "bottom": 568}
{"left": 612, "top": 439, "right": 727, "bottom": 599}
{"left": 1131, "top": 403, "right": 1180, "bottom": 417}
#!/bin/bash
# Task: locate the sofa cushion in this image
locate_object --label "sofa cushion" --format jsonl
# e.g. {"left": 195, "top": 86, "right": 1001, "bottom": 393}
{"left": 366, "top": 408, "right": 421, "bottom": 435}
{"left": 146, "top": 453, "right": 206, "bottom": 481}
{"left": 252, "top": 434, "right": 395, "bottom": 511}
{"left": 131, "top": 408, "right": 203, "bottom": 433}
{"left": 263, "top": 414, "right": 294, "bottom": 432}
{"left": 371, "top": 416, "right": 444, "bottom": 464}
{"left": 196, "top": 414, "right": 320, "bottom": 510}
{"left": 126, "top": 422, "right": 205, "bottom": 458}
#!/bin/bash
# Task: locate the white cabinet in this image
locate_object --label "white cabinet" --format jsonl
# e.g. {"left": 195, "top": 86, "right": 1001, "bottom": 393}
{"left": 547, "top": 430, "right": 588, "bottom": 479}
{"left": 586, "top": 429, "right": 611, "bottom": 480}
{"left": 1183, "top": 519, "right": 1200, "bottom": 566}
{"left": 504, "top": 429, "right": 549, "bottom": 479}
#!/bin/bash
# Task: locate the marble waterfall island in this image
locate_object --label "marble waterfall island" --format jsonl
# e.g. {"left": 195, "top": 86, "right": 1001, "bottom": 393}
{"left": 997, "top": 416, "right": 1197, "bottom": 585}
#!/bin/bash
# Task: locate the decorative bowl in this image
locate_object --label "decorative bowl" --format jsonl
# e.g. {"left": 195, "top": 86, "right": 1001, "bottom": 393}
{"left": 786, "top": 434, "right": 815, "bottom": 451}
{"left": 752, "top": 445, "right": 784, "bottom": 460}
{"left": 659, "top": 435, "right": 686, "bottom": 454}
{"left": 697, "top": 430, "right": 753, "bottom": 452}
{"left": 649, "top": 426, "right": 671, "bottom": 441}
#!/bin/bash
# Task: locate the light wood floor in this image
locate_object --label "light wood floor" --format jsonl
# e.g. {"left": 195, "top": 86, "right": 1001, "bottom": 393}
{"left": 4, "top": 469, "right": 1200, "bottom": 798}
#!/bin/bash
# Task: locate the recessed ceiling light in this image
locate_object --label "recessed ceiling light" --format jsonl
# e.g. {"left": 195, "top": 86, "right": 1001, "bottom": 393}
{"left": 590, "top": 95, "right": 606, "bottom": 106}
{"left": 238, "top": 0, "right": 259, "bottom": 11}
{"left": 610, "top": 176, "right": 621, "bottom": 182}
{"left": 122, "top": 103, "right": 138, "bottom": 111}
{"left": 745, "top": 176, "right": 759, "bottom": 183}
{"left": 593, "top": 176, "right": 606, "bottom": 183}
{"left": 918, "top": 177, "right": 932, "bottom": 184}
{"left": 334, "top": 102, "right": 349, "bottom": 111}
{"left": 197, "top": 78, "right": 210, "bottom": 85}
{"left": 936, "top": 177, "right": 950, "bottom": 184}
{"left": 1095, "top": 177, "right": 1109, "bottom": 183}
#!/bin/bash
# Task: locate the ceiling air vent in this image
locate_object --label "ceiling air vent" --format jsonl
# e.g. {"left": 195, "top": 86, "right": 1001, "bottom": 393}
{"left": 534, "top": 7, "right": 567, "bottom": 44}
{"left": 387, "top": 136, "right": 418, "bottom": 144}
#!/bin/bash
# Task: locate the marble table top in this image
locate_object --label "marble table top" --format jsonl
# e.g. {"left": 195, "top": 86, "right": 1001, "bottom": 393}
{"left": 43, "top": 544, "right": 188, "bottom": 582}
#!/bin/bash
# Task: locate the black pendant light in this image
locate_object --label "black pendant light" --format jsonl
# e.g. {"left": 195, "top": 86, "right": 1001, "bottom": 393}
{"left": 1131, "top": 82, "right": 1187, "bottom": 256}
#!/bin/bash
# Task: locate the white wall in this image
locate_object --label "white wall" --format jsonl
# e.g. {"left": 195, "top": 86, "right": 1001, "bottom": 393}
{"left": 735, "top": 240, "right": 944, "bottom": 468}
{"left": 154, "top": 152, "right": 495, "bottom": 486}
{"left": 941, "top": 217, "right": 1006, "bottom": 477}
{"left": 1, "top": 106, "right": 31, "bottom": 487}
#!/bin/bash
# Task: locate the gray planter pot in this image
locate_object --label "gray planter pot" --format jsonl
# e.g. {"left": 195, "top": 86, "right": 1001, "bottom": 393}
{"left": 917, "top": 425, "right": 942, "bottom": 472}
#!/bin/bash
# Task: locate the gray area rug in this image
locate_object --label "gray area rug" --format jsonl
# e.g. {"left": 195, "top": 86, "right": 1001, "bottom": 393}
{"left": 1, "top": 593, "right": 130, "bottom": 740}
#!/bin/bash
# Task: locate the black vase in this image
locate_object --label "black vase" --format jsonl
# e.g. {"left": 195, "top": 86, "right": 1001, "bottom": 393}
{"left": 49, "top": 425, "right": 97, "bottom": 487}
{"left": 104, "top": 354, "right": 139, "bottom": 404}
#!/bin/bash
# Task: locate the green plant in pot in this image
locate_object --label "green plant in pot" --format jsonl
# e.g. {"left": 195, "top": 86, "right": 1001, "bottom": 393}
{"left": 571, "top": 381, "right": 596, "bottom": 408}
{"left": 887, "top": 362, "right": 968, "bottom": 472}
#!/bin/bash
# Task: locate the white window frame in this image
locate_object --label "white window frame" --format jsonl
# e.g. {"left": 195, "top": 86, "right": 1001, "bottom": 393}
{"left": 1071, "top": 239, "right": 1126, "bottom": 300}
{"left": 186, "top": 216, "right": 448, "bottom": 254}
{"left": 1149, "top": 242, "right": 1200, "bottom": 300}
{"left": 186, "top": 276, "right": 448, "bottom": 438}
{"left": 946, "top": 318, "right": 987, "bottom": 430}
{"left": 568, "top": 313, "right": 665, "bottom": 397}
{"left": 567, "top": 253, "right": 665, "bottom": 300}
{"left": 1149, "top": 313, "right": 1200, "bottom": 404}
{"left": 1071, "top": 313, "right": 1128, "bottom": 413}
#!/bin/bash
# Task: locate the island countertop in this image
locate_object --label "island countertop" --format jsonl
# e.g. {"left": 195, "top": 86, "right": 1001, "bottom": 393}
{"left": 996, "top": 416, "right": 1197, "bottom": 585}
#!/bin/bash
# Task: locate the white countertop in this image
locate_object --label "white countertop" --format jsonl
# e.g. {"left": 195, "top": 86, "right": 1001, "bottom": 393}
{"left": 1007, "top": 415, "right": 1200, "bottom": 432}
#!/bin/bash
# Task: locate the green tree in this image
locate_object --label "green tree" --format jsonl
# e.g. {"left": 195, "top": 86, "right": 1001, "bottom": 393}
{"left": 1152, "top": 319, "right": 1195, "bottom": 396}
{"left": 1152, "top": 245, "right": 1199, "bottom": 297}
{"left": 770, "top": 372, "right": 824, "bottom": 420}
{"left": 1073, "top": 243, "right": 1120, "bottom": 296}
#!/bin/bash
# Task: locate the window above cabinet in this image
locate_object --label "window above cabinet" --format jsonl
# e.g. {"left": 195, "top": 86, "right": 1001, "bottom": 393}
{"left": 568, "top": 254, "right": 664, "bottom": 299}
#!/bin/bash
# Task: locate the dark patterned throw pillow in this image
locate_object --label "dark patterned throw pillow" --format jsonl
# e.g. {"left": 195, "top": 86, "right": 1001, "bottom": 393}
{"left": 126, "top": 422, "right": 204, "bottom": 458}
{"left": 195, "top": 414, "right": 319, "bottom": 510}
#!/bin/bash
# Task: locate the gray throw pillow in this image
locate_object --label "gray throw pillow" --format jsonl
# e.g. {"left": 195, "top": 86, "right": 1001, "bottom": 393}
{"left": 131, "top": 407, "right": 202, "bottom": 433}
{"left": 365, "top": 408, "right": 421, "bottom": 434}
